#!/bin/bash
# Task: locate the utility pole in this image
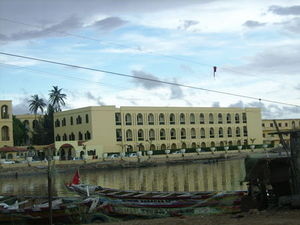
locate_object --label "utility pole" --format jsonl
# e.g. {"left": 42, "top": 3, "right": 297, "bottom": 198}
{"left": 48, "top": 154, "right": 53, "bottom": 225}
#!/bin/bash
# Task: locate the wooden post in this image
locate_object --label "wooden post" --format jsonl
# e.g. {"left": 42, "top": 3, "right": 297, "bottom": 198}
{"left": 290, "top": 130, "right": 300, "bottom": 195}
{"left": 48, "top": 156, "right": 53, "bottom": 225}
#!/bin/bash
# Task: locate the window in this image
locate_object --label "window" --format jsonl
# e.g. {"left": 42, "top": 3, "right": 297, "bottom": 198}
{"left": 1, "top": 105, "right": 9, "bottom": 119}
{"left": 137, "top": 113, "right": 143, "bottom": 125}
{"left": 292, "top": 121, "right": 296, "bottom": 128}
{"left": 262, "top": 123, "right": 265, "bottom": 127}
{"left": 1, "top": 126, "right": 9, "bottom": 141}
{"left": 170, "top": 113, "right": 175, "bottom": 125}
{"left": 209, "top": 113, "right": 214, "bottom": 124}
{"left": 78, "top": 132, "right": 83, "bottom": 140}
{"left": 200, "top": 128, "right": 205, "bottom": 138}
{"left": 190, "top": 113, "right": 195, "bottom": 124}
{"left": 85, "top": 131, "right": 91, "bottom": 140}
{"left": 55, "top": 135, "right": 61, "bottom": 141}
{"left": 138, "top": 129, "right": 144, "bottom": 141}
{"left": 227, "top": 127, "right": 232, "bottom": 137}
{"left": 191, "top": 128, "right": 196, "bottom": 139}
{"left": 149, "top": 129, "right": 155, "bottom": 140}
{"left": 243, "top": 126, "right": 248, "bottom": 136}
{"left": 242, "top": 113, "right": 247, "bottom": 123}
{"left": 62, "top": 118, "right": 66, "bottom": 126}
{"left": 226, "top": 113, "right": 231, "bottom": 124}
{"left": 209, "top": 128, "right": 214, "bottom": 138}
{"left": 63, "top": 133, "right": 67, "bottom": 141}
{"left": 85, "top": 114, "right": 89, "bottom": 123}
{"left": 70, "top": 117, "right": 73, "bottom": 125}
{"left": 116, "top": 129, "right": 122, "bottom": 141}
{"left": 236, "top": 127, "right": 241, "bottom": 137}
{"left": 218, "top": 127, "right": 223, "bottom": 138}
{"left": 69, "top": 132, "right": 75, "bottom": 141}
{"left": 115, "top": 113, "right": 121, "bottom": 125}
{"left": 55, "top": 119, "right": 60, "bottom": 127}
{"left": 148, "top": 113, "right": 154, "bottom": 125}
{"left": 180, "top": 113, "right": 185, "bottom": 124}
{"left": 285, "top": 122, "right": 288, "bottom": 127}
{"left": 170, "top": 128, "right": 176, "bottom": 139}
{"left": 270, "top": 123, "right": 273, "bottom": 127}
{"left": 125, "top": 113, "right": 132, "bottom": 125}
{"left": 218, "top": 113, "right": 223, "bottom": 124}
{"left": 181, "top": 128, "right": 186, "bottom": 139}
{"left": 235, "top": 113, "right": 240, "bottom": 123}
{"left": 200, "top": 113, "right": 205, "bottom": 124}
{"left": 160, "top": 129, "right": 166, "bottom": 140}
{"left": 263, "top": 133, "right": 265, "bottom": 138}
{"left": 126, "top": 129, "right": 132, "bottom": 141}
{"left": 278, "top": 123, "right": 282, "bottom": 127}
{"left": 159, "top": 113, "right": 165, "bottom": 125}
{"left": 76, "top": 115, "right": 82, "bottom": 124}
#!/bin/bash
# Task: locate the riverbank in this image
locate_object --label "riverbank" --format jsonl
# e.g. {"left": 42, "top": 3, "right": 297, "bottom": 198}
{"left": 0, "top": 149, "right": 264, "bottom": 178}
{"left": 94, "top": 209, "right": 300, "bottom": 225}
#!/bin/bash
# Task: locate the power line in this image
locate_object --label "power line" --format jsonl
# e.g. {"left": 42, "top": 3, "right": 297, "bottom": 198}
{"left": 0, "top": 17, "right": 263, "bottom": 78}
{"left": 1, "top": 51, "right": 299, "bottom": 108}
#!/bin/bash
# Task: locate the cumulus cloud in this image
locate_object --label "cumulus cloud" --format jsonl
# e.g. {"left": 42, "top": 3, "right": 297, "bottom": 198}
{"left": 169, "top": 79, "right": 184, "bottom": 100}
{"left": 269, "top": 5, "right": 300, "bottom": 15}
{"left": 283, "top": 17, "right": 300, "bottom": 33}
{"left": 131, "top": 70, "right": 163, "bottom": 89}
{"left": 243, "top": 20, "right": 266, "bottom": 28}
{"left": 92, "top": 17, "right": 128, "bottom": 32}
{"left": 12, "top": 97, "right": 31, "bottom": 115}
{"left": 85, "top": 91, "right": 105, "bottom": 105}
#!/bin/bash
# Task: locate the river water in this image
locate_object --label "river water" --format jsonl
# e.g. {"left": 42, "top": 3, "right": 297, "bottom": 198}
{"left": 0, "top": 159, "right": 247, "bottom": 196}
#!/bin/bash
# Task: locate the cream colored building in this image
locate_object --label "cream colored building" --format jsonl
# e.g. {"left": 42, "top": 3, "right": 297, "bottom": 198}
{"left": 262, "top": 119, "right": 300, "bottom": 146}
{"left": 16, "top": 114, "right": 41, "bottom": 145}
{"left": 54, "top": 106, "right": 263, "bottom": 158}
{"left": 0, "top": 100, "right": 13, "bottom": 147}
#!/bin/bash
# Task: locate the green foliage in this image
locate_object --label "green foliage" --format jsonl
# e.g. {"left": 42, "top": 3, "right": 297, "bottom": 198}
{"left": 28, "top": 94, "right": 47, "bottom": 115}
{"left": 49, "top": 86, "right": 67, "bottom": 112}
{"left": 13, "top": 116, "right": 27, "bottom": 146}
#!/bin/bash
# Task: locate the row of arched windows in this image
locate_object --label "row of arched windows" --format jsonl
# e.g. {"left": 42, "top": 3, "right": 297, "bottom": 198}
{"left": 55, "top": 114, "right": 89, "bottom": 127}
{"left": 1, "top": 105, "right": 9, "bottom": 119}
{"left": 116, "top": 127, "right": 248, "bottom": 142}
{"left": 55, "top": 131, "right": 91, "bottom": 141}
{"left": 116, "top": 112, "right": 247, "bottom": 126}
{"left": 22, "top": 120, "right": 39, "bottom": 129}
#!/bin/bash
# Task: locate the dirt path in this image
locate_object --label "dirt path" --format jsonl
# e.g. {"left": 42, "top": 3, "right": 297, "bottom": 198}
{"left": 94, "top": 209, "right": 300, "bottom": 225}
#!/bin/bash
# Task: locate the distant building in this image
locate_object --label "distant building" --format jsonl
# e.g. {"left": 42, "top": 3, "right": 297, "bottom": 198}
{"left": 262, "top": 119, "right": 300, "bottom": 146}
{"left": 16, "top": 114, "right": 42, "bottom": 145}
{"left": 0, "top": 100, "right": 13, "bottom": 147}
{"left": 53, "top": 106, "right": 263, "bottom": 159}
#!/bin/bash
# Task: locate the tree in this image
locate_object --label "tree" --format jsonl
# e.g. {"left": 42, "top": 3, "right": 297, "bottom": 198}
{"left": 49, "top": 86, "right": 67, "bottom": 112}
{"left": 13, "top": 116, "right": 27, "bottom": 146}
{"left": 28, "top": 94, "right": 47, "bottom": 117}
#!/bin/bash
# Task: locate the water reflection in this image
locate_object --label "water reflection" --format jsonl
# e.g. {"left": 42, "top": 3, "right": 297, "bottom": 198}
{"left": 0, "top": 159, "right": 247, "bottom": 196}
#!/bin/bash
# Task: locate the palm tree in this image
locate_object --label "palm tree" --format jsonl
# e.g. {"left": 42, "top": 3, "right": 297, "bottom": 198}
{"left": 28, "top": 94, "right": 47, "bottom": 117}
{"left": 49, "top": 86, "right": 67, "bottom": 112}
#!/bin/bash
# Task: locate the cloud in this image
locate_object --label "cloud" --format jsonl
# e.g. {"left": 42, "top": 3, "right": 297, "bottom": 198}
{"left": 180, "top": 64, "right": 195, "bottom": 74}
{"left": 12, "top": 97, "right": 31, "bottom": 115}
{"left": 243, "top": 20, "right": 266, "bottom": 28}
{"left": 131, "top": 70, "right": 163, "bottom": 89}
{"left": 212, "top": 102, "right": 220, "bottom": 107}
{"left": 178, "top": 20, "right": 199, "bottom": 30}
{"left": 283, "top": 17, "right": 300, "bottom": 34}
{"left": 169, "top": 79, "right": 184, "bottom": 99}
{"left": 92, "top": 17, "right": 128, "bottom": 31}
{"left": 85, "top": 91, "right": 105, "bottom": 105}
{"left": 269, "top": 5, "right": 300, "bottom": 15}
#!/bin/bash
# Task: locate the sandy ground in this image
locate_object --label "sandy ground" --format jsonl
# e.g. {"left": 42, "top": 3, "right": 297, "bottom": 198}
{"left": 94, "top": 209, "right": 300, "bottom": 225}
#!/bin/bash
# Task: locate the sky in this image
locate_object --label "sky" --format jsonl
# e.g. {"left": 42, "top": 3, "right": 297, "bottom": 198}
{"left": 0, "top": 0, "right": 300, "bottom": 119}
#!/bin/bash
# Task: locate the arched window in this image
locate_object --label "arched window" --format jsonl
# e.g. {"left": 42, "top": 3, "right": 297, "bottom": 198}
{"left": 115, "top": 113, "right": 121, "bottom": 125}
{"left": 220, "top": 141, "right": 224, "bottom": 147}
{"left": 76, "top": 115, "right": 82, "bottom": 124}
{"left": 190, "top": 113, "right": 195, "bottom": 124}
{"left": 116, "top": 129, "right": 122, "bottom": 141}
{"left": 126, "top": 129, "right": 132, "bottom": 141}
{"left": 209, "top": 127, "right": 214, "bottom": 138}
{"left": 200, "top": 128, "right": 205, "bottom": 138}
{"left": 55, "top": 134, "right": 61, "bottom": 141}
{"left": 201, "top": 142, "right": 206, "bottom": 148}
{"left": 226, "top": 113, "right": 231, "bottom": 123}
{"left": 70, "top": 116, "right": 73, "bottom": 125}
{"left": 219, "top": 127, "right": 223, "bottom": 138}
{"left": 1, "top": 126, "right": 9, "bottom": 141}
{"left": 180, "top": 113, "right": 185, "bottom": 124}
{"left": 236, "top": 127, "right": 241, "bottom": 137}
{"left": 191, "top": 128, "right": 196, "bottom": 139}
{"left": 218, "top": 113, "right": 223, "bottom": 124}
{"left": 125, "top": 113, "right": 132, "bottom": 125}
{"left": 63, "top": 133, "right": 67, "bottom": 141}
{"left": 137, "top": 113, "right": 143, "bottom": 125}
{"left": 227, "top": 127, "right": 232, "bottom": 137}
{"left": 209, "top": 113, "right": 214, "bottom": 124}
{"left": 170, "top": 113, "right": 175, "bottom": 125}
{"left": 181, "top": 128, "right": 186, "bottom": 139}
{"left": 32, "top": 120, "right": 38, "bottom": 129}
{"left": 62, "top": 118, "right": 66, "bottom": 126}
{"left": 237, "top": 140, "right": 242, "bottom": 145}
{"left": 1, "top": 105, "right": 9, "bottom": 119}
{"left": 78, "top": 132, "right": 83, "bottom": 140}
{"left": 243, "top": 126, "right": 248, "bottom": 136}
{"left": 170, "top": 128, "right": 176, "bottom": 139}
{"left": 138, "top": 129, "right": 144, "bottom": 141}
{"left": 85, "top": 114, "right": 89, "bottom": 123}
{"left": 200, "top": 113, "right": 205, "bottom": 124}
{"left": 150, "top": 144, "right": 156, "bottom": 150}
{"left": 171, "top": 143, "right": 177, "bottom": 150}
{"left": 160, "top": 129, "right": 166, "bottom": 140}
{"left": 148, "top": 113, "right": 154, "bottom": 125}
{"left": 292, "top": 121, "right": 296, "bottom": 128}
{"left": 85, "top": 131, "right": 91, "bottom": 140}
{"left": 228, "top": 141, "right": 233, "bottom": 146}
{"left": 235, "top": 113, "right": 240, "bottom": 123}
{"left": 210, "top": 141, "right": 215, "bottom": 147}
{"left": 242, "top": 113, "right": 247, "bottom": 123}
{"left": 159, "top": 113, "right": 165, "bottom": 125}
{"left": 149, "top": 129, "right": 155, "bottom": 140}
{"left": 161, "top": 144, "right": 166, "bottom": 150}
{"left": 69, "top": 132, "right": 75, "bottom": 140}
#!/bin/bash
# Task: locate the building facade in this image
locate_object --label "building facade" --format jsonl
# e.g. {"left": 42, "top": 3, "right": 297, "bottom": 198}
{"left": 262, "top": 119, "right": 300, "bottom": 146}
{"left": 0, "top": 100, "right": 13, "bottom": 147}
{"left": 16, "top": 114, "right": 41, "bottom": 145}
{"left": 54, "top": 106, "right": 263, "bottom": 158}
